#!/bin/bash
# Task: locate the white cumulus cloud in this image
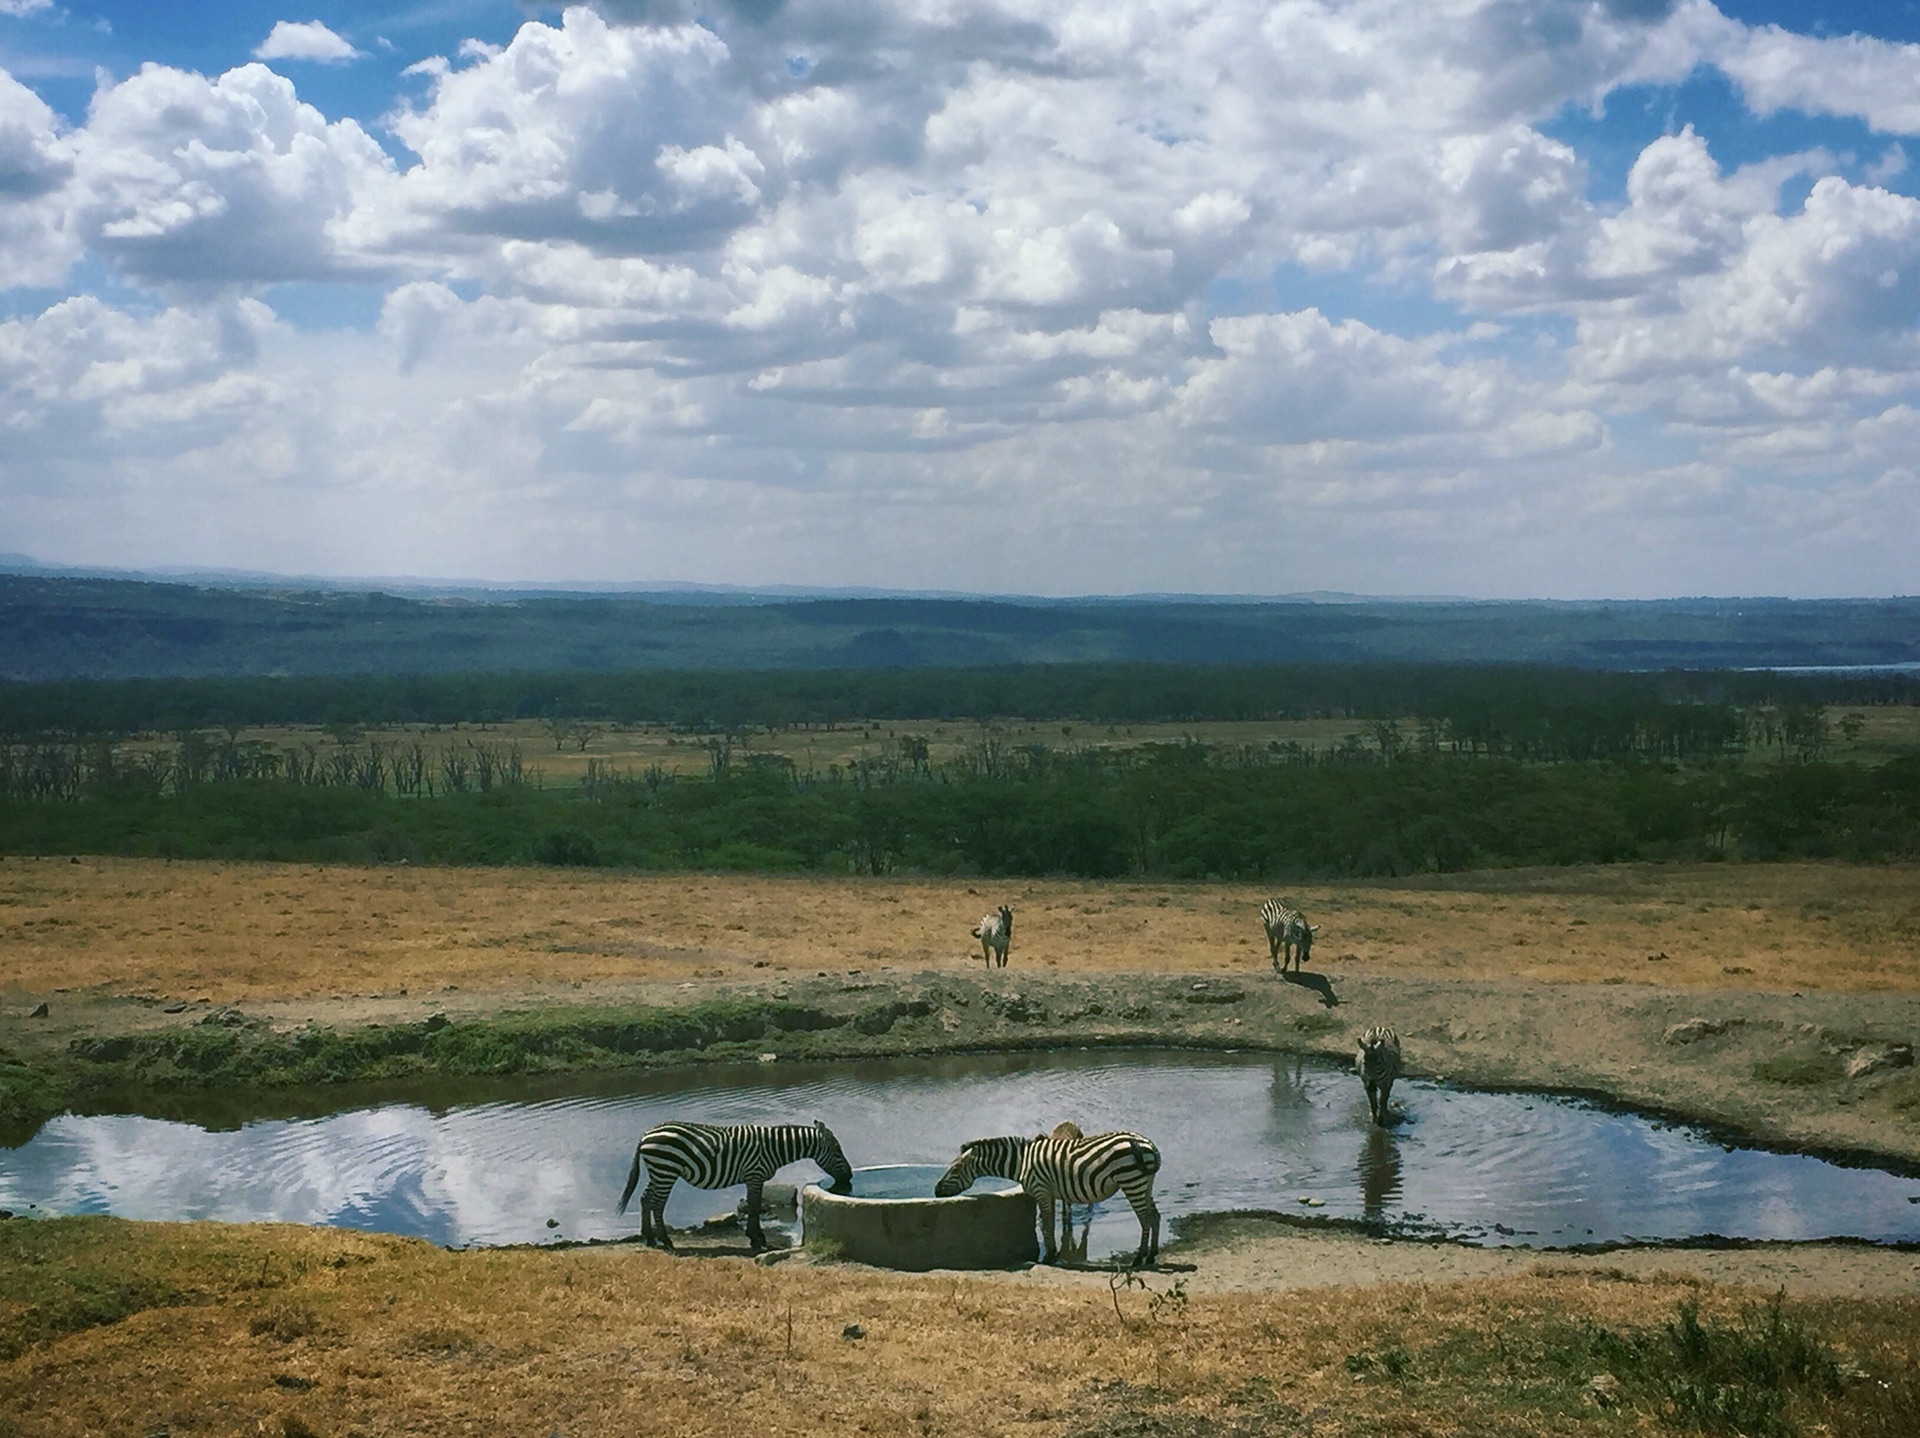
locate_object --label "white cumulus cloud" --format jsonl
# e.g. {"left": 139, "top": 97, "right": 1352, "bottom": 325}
{"left": 254, "top": 20, "right": 363, "bottom": 65}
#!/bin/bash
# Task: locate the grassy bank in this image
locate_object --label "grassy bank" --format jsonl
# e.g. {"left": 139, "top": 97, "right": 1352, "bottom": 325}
{"left": 0, "top": 991, "right": 968, "bottom": 1138}
{"left": 4, "top": 1217, "right": 1916, "bottom": 1437}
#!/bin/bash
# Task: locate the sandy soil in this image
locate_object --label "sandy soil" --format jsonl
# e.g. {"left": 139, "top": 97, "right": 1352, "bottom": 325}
{"left": 4, "top": 856, "right": 1920, "bottom": 1300}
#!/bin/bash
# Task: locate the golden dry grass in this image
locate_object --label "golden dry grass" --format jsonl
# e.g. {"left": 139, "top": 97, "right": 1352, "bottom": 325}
{"left": 5, "top": 1218, "right": 1916, "bottom": 1438}
{"left": 3, "top": 856, "right": 1918, "bottom": 1004}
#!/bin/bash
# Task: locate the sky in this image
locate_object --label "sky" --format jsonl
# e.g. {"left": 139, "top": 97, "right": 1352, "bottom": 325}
{"left": 3, "top": 1, "right": 1920, "bottom": 598}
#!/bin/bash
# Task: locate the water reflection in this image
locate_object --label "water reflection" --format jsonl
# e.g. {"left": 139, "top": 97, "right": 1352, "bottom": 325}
{"left": 1357, "top": 1127, "right": 1402, "bottom": 1221}
{"left": 5, "top": 1049, "right": 1919, "bottom": 1259}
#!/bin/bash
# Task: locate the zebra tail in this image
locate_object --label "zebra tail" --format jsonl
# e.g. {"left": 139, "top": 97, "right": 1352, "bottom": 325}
{"left": 616, "top": 1140, "right": 647, "bottom": 1215}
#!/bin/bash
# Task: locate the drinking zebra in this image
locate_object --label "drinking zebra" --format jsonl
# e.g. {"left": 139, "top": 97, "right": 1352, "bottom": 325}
{"left": 1356, "top": 1026, "right": 1402, "bottom": 1127}
{"left": 972, "top": 904, "right": 1014, "bottom": 967}
{"left": 616, "top": 1119, "right": 854, "bottom": 1253}
{"left": 935, "top": 1126, "right": 1163, "bottom": 1265}
{"left": 1260, "top": 898, "right": 1318, "bottom": 974}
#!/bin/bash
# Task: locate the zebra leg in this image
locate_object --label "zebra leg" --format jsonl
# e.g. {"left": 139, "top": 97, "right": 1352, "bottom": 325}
{"left": 1122, "top": 1185, "right": 1161, "bottom": 1265}
{"left": 644, "top": 1177, "right": 676, "bottom": 1249}
{"left": 1037, "top": 1195, "right": 1059, "bottom": 1264}
{"left": 743, "top": 1180, "right": 767, "bottom": 1252}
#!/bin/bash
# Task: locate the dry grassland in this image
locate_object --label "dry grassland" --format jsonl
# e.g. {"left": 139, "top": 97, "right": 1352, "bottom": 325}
{"left": 129, "top": 713, "right": 1398, "bottom": 782}
{"left": 120, "top": 703, "right": 1920, "bottom": 782}
{"left": 4, "top": 855, "right": 1918, "bottom": 1005}
{"left": 4, "top": 1218, "right": 1916, "bottom": 1438}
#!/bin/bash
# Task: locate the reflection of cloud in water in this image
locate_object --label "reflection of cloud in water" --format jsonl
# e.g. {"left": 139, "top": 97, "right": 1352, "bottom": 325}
{"left": 6, "top": 1051, "right": 1920, "bottom": 1251}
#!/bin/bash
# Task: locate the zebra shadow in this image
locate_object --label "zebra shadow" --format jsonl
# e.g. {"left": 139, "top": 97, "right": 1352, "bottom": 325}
{"left": 1280, "top": 968, "right": 1339, "bottom": 1007}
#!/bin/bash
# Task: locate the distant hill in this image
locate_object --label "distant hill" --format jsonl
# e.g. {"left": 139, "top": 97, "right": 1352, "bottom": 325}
{"left": 1, "top": 574, "right": 1916, "bottom": 680}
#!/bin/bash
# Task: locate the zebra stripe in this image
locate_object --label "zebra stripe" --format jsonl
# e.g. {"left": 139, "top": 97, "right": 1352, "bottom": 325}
{"left": 971, "top": 904, "right": 1014, "bottom": 967}
{"left": 1259, "top": 898, "right": 1317, "bottom": 974}
{"left": 1356, "top": 1026, "right": 1402, "bottom": 1127}
{"left": 935, "top": 1128, "right": 1163, "bottom": 1265}
{"left": 617, "top": 1119, "right": 854, "bottom": 1252}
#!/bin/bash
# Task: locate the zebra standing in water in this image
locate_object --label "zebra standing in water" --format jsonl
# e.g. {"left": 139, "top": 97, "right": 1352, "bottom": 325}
{"left": 1356, "top": 1026, "right": 1402, "bottom": 1127}
{"left": 972, "top": 904, "right": 1014, "bottom": 967}
{"left": 616, "top": 1120, "right": 854, "bottom": 1253}
{"left": 936, "top": 1126, "right": 1163, "bottom": 1265}
{"left": 1260, "top": 898, "right": 1318, "bottom": 974}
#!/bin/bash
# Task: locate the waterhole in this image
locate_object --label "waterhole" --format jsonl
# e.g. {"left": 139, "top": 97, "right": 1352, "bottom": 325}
{"left": 4, "top": 1049, "right": 1917, "bottom": 1260}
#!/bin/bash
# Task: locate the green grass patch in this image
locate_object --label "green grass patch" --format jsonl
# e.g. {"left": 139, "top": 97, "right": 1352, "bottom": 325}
{"left": 1289, "top": 1012, "right": 1345, "bottom": 1037}
{"left": 37, "top": 996, "right": 947, "bottom": 1120}
{"left": 1752, "top": 1049, "right": 1841, "bottom": 1086}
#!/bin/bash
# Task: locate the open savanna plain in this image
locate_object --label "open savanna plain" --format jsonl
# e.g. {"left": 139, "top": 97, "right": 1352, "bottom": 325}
{"left": 110, "top": 702, "right": 1920, "bottom": 781}
{"left": 5, "top": 855, "right": 1920, "bottom": 1437}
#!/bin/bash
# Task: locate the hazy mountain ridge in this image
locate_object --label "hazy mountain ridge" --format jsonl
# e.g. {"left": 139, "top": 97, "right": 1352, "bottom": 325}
{"left": 1, "top": 574, "right": 1917, "bottom": 681}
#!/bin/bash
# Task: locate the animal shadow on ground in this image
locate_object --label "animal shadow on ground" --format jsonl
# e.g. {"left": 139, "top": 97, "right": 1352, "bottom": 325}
{"left": 1281, "top": 969, "right": 1339, "bottom": 1007}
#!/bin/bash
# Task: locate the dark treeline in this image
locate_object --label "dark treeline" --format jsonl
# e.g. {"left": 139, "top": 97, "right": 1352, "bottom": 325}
{"left": 3, "top": 745, "right": 1916, "bottom": 878}
{"left": 3, "top": 663, "right": 1914, "bottom": 750}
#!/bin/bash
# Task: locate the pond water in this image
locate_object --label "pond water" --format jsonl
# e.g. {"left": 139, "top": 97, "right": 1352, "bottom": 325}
{"left": 4, "top": 1049, "right": 1918, "bottom": 1262}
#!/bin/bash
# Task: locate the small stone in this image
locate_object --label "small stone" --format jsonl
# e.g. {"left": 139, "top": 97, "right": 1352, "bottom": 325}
{"left": 546, "top": 1218, "right": 559, "bottom": 1229}
{"left": 28, "top": 1002, "right": 48, "bottom": 1018}
{"left": 162, "top": 1002, "right": 187, "bottom": 1014}
{"left": 758, "top": 1053, "right": 778, "bottom": 1063}
{"left": 842, "top": 1323, "right": 866, "bottom": 1341}
{"left": 1587, "top": 1373, "right": 1621, "bottom": 1407}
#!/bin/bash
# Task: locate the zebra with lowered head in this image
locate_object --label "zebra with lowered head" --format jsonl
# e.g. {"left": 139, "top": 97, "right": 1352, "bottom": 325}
{"left": 1260, "top": 898, "right": 1317, "bottom": 974}
{"left": 936, "top": 1125, "right": 1163, "bottom": 1265}
{"left": 972, "top": 904, "right": 1013, "bottom": 967}
{"left": 617, "top": 1119, "right": 853, "bottom": 1252}
{"left": 1356, "top": 1026, "right": 1402, "bottom": 1127}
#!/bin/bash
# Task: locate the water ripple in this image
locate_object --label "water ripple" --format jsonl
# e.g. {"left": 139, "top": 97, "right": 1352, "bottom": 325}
{"left": 4, "top": 1050, "right": 1917, "bottom": 1258}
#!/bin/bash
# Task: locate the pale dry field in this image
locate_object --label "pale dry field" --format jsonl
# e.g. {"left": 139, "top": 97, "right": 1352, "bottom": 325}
{"left": 4, "top": 855, "right": 1917, "bottom": 1004}
{"left": 124, "top": 713, "right": 1394, "bottom": 783}
{"left": 111, "top": 703, "right": 1920, "bottom": 783}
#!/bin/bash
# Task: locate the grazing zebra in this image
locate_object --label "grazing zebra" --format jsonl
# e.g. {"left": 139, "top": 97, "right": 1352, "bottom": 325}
{"left": 972, "top": 904, "right": 1014, "bottom": 967}
{"left": 935, "top": 1127, "right": 1163, "bottom": 1265}
{"left": 1260, "top": 898, "right": 1318, "bottom": 974}
{"left": 616, "top": 1119, "right": 854, "bottom": 1253}
{"left": 1356, "top": 1026, "right": 1402, "bottom": 1127}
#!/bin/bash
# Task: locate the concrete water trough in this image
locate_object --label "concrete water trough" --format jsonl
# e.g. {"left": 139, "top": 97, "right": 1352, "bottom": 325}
{"left": 802, "top": 1165, "right": 1036, "bottom": 1270}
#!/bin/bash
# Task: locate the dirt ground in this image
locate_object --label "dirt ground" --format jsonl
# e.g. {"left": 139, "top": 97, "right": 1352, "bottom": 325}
{"left": 4, "top": 856, "right": 1920, "bottom": 1307}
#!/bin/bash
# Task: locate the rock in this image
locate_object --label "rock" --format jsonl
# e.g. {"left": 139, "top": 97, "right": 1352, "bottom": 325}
{"left": 1846, "top": 1044, "right": 1915, "bottom": 1080}
{"left": 424, "top": 1012, "right": 449, "bottom": 1032}
{"left": 546, "top": 1218, "right": 559, "bottom": 1229}
{"left": 1587, "top": 1373, "right": 1621, "bottom": 1408}
{"left": 758, "top": 1053, "right": 778, "bottom": 1063}
{"left": 1184, "top": 986, "right": 1246, "bottom": 1005}
{"left": 162, "top": 1002, "right": 188, "bottom": 1014}
{"left": 1663, "top": 1018, "right": 1735, "bottom": 1045}
{"left": 842, "top": 1323, "right": 866, "bottom": 1341}
{"left": 28, "top": 1002, "right": 48, "bottom": 1018}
